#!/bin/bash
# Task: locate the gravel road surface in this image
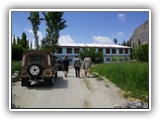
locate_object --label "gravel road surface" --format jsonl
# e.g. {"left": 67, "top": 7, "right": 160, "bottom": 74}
{"left": 11, "top": 66, "right": 146, "bottom": 109}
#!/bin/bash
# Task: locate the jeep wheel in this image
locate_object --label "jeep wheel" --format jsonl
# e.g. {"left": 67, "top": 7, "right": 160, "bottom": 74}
{"left": 28, "top": 63, "right": 43, "bottom": 77}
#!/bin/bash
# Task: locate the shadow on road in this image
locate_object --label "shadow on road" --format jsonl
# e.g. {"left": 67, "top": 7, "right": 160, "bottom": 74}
{"left": 27, "top": 77, "right": 68, "bottom": 90}
{"left": 27, "top": 81, "right": 54, "bottom": 90}
{"left": 53, "top": 77, "right": 68, "bottom": 89}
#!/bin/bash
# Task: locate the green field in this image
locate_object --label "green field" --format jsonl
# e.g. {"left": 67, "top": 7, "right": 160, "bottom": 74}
{"left": 12, "top": 61, "right": 21, "bottom": 74}
{"left": 92, "top": 62, "right": 149, "bottom": 102}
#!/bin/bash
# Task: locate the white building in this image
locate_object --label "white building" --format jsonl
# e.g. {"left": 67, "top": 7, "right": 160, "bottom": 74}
{"left": 54, "top": 43, "right": 131, "bottom": 64}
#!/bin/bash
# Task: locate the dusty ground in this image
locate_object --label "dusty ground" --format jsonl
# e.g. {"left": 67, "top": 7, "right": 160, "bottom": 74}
{"left": 11, "top": 66, "right": 145, "bottom": 109}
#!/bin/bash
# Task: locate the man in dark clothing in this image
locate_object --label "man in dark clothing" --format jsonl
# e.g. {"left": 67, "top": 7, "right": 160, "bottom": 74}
{"left": 62, "top": 56, "right": 70, "bottom": 77}
{"left": 73, "top": 56, "right": 81, "bottom": 78}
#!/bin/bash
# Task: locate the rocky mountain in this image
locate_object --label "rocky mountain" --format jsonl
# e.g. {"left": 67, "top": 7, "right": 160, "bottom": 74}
{"left": 128, "top": 20, "right": 149, "bottom": 46}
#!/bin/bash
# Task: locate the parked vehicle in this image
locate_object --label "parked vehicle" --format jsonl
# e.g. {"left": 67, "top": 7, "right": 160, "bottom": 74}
{"left": 56, "top": 59, "right": 63, "bottom": 70}
{"left": 20, "top": 51, "right": 57, "bottom": 87}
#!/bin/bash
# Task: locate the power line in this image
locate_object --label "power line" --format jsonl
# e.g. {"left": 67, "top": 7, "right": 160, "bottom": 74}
{"left": 14, "top": 13, "right": 25, "bottom": 23}
{"left": 23, "top": 12, "right": 29, "bottom": 18}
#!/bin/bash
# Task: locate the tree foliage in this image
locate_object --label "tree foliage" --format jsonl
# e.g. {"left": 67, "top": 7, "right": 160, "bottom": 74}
{"left": 17, "top": 37, "right": 21, "bottom": 45}
{"left": 121, "top": 40, "right": 126, "bottom": 46}
{"left": 28, "top": 12, "right": 41, "bottom": 50}
{"left": 12, "top": 35, "right": 16, "bottom": 45}
{"left": 21, "top": 32, "right": 29, "bottom": 49}
{"left": 79, "top": 48, "right": 103, "bottom": 64}
{"left": 114, "top": 38, "right": 117, "bottom": 44}
{"left": 133, "top": 44, "right": 148, "bottom": 62}
{"left": 12, "top": 12, "right": 67, "bottom": 60}
{"left": 12, "top": 32, "right": 29, "bottom": 60}
{"left": 12, "top": 44, "right": 24, "bottom": 61}
{"left": 42, "top": 12, "right": 67, "bottom": 53}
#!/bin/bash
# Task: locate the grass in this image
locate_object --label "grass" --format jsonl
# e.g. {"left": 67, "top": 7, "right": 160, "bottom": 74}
{"left": 12, "top": 61, "right": 21, "bottom": 74}
{"left": 92, "top": 62, "right": 149, "bottom": 102}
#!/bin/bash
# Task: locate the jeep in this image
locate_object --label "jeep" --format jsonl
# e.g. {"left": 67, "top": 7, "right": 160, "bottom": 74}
{"left": 20, "top": 51, "right": 57, "bottom": 87}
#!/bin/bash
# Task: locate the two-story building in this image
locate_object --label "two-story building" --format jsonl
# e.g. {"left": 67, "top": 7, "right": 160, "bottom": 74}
{"left": 54, "top": 43, "right": 131, "bottom": 64}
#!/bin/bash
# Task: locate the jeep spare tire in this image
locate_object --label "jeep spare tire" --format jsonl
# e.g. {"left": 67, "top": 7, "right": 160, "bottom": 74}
{"left": 27, "top": 63, "right": 43, "bottom": 77}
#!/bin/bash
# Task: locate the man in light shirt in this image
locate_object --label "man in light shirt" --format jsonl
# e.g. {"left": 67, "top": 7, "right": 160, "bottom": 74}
{"left": 83, "top": 56, "right": 92, "bottom": 78}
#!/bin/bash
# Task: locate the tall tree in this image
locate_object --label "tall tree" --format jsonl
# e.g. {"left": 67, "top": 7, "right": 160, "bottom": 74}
{"left": 42, "top": 12, "right": 67, "bottom": 53}
{"left": 21, "top": 32, "right": 29, "bottom": 49}
{"left": 121, "top": 40, "right": 126, "bottom": 46}
{"left": 126, "top": 41, "right": 131, "bottom": 47}
{"left": 30, "top": 40, "right": 32, "bottom": 50}
{"left": 17, "top": 37, "right": 21, "bottom": 45}
{"left": 12, "top": 35, "right": 16, "bottom": 45}
{"left": 28, "top": 12, "right": 41, "bottom": 50}
{"left": 114, "top": 38, "right": 117, "bottom": 44}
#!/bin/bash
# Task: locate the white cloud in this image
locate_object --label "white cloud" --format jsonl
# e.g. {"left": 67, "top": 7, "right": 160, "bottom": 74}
{"left": 92, "top": 36, "right": 114, "bottom": 44}
{"left": 58, "top": 35, "right": 74, "bottom": 44}
{"left": 118, "top": 13, "right": 126, "bottom": 22}
{"left": 37, "top": 31, "right": 43, "bottom": 40}
{"left": 28, "top": 39, "right": 35, "bottom": 49}
{"left": 32, "top": 42, "right": 35, "bottom": 49}
{"left": 37, "top": 31, "right": 43, "bottom": 46}
{"left": 117, "top": 32, "right": 124, "bottom": 37}
{"left": 26, "top": 29, "right": 43, "bottom": 48}
{"left": 27, "top": 29, "right": 33, "bottom": 34}
{"left": 26, "top": 29, "right": 43, "bottom": 39}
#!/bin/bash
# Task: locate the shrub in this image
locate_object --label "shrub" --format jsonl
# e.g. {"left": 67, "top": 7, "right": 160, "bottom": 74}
{"left": 12, "top": 61, "right": 21, "bottom": 74}
{"left": 133, "top": 44, "right": 148, "bottom": 62}
{"left": 79, "top": 48, "right": 103, "bottom": 64}
{"left": 12, "top": 44, "right": 24, "bottom": 61}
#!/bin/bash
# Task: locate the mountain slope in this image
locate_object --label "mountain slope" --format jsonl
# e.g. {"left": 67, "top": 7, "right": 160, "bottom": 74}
{"left": 128, "top": 20, "right": 149, "bottom": 46}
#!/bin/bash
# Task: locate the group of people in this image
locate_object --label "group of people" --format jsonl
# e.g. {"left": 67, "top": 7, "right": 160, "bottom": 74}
{"left": 61, "top": 56, "right": 92, "bottom": 78}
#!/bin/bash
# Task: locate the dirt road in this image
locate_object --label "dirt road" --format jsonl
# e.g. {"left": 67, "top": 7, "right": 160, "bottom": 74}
{"left": 12, "top": 67, "right": 142, "bottom": 109}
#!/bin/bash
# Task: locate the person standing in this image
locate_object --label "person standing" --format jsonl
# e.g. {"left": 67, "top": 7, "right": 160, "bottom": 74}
{"left": 82, "top": 56, "right": 92, "bottom": 78}
{"left": 73, "top": 56, "right": 81, "bottom": 78}
{"left": 62, "top": 56, "right": 70, "bottom": 77}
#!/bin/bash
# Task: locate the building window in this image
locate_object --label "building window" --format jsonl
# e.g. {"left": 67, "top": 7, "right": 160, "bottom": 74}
{"left": 67, "top": 48, "right": 72, "bottom": 54}
{"left": 125, "top": 49, "right": 128, "bottom": 54}
{"left": 106, "top": 48, "right": 110, "bottom": 54}
{"left": 119, "top": 48, "right": 123, "bottom": 54}
{"left": 57, "top": 47, "right": 62, "bottom": 54}
{"left": 106, "top": 58, "right": 110, "bottom": 62}
{"left": 112, "top": 48, "right": 116, "bottom": 54}
{"left": 74, "top": 48, "right": 80, "bottom": 54}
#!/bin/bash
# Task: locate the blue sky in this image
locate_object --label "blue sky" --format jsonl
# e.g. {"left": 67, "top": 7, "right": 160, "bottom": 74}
{"left": 11, "top": 10, "right": 149, "bottom": 47}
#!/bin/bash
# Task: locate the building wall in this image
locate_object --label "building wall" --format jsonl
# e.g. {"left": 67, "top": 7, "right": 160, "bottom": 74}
{"left": 55, "top": 47, "right": 131, "bottom": 64}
